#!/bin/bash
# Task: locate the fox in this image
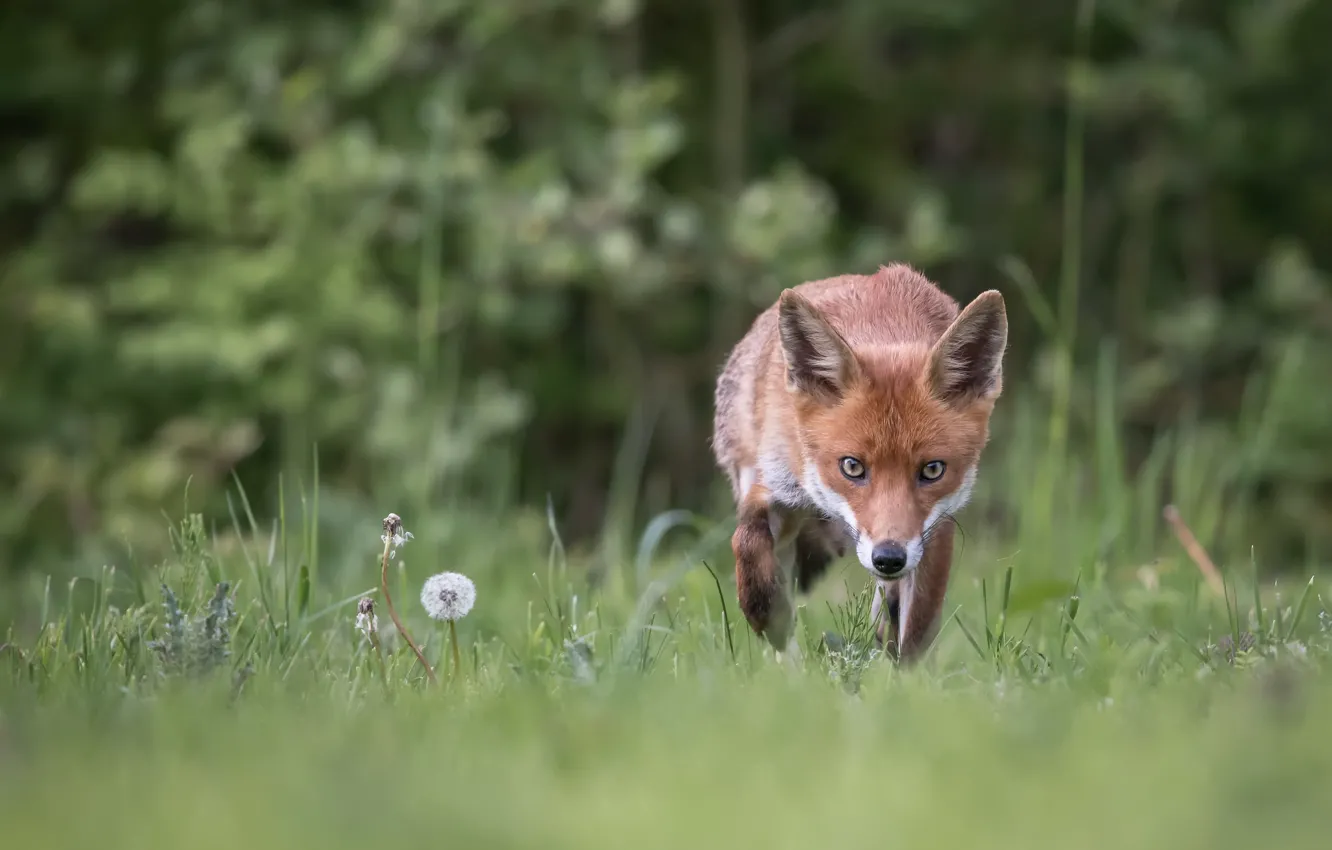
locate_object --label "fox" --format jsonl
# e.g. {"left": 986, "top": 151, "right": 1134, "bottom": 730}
{"left": 711, "top": 263, "right": 1007, "bottom": 662}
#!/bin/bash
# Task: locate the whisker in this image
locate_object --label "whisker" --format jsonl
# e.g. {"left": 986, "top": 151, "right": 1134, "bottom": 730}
{"left": 921, "top": 512, "right": 966, "bottom": 556}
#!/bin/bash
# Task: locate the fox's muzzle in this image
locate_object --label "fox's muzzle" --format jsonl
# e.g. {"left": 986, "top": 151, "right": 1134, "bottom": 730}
{"left": 869, "top": 540, "right": 908, "bottom": 578}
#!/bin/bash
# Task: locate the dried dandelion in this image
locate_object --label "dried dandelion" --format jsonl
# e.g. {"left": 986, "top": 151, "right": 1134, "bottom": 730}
{"left": 378, "top": 513, "right": 437, "bottom": 684}
{"left": 421, "top": 571, "right": 476, "bottom": 679}
{"left": 355, "top": 596, "right": 379, "bottom": 638}
{"left": 382, "top": 521, "right": 414, "bottom": 557}
{"left": 355, "top": 596, "right": 390, "bottom": 692}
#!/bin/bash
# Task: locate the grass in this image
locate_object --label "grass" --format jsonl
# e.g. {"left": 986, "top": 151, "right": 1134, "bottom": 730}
{"left": 1, "top": 399, "right": 1329, "bottom": 850}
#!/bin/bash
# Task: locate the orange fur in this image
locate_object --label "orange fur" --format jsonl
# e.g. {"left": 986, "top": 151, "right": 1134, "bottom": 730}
{"left": 712, "top": 264, "right": 1007, "bottom": 662}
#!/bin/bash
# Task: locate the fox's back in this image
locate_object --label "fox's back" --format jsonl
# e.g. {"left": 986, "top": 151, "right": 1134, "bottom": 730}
{"left": 712, "top": 264, "right": 962, "bottom": 492}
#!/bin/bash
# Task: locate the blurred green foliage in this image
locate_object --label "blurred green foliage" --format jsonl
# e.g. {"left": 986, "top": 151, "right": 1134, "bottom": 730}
{"left": 2, "top": 0, "right": 1331, "bottom": 575}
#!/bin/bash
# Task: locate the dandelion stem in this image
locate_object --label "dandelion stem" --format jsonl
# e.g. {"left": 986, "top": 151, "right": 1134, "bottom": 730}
{"left": 448, "top": 619, "right": 461, "bottom": 680}
{"left": 380, "top": 534, "right": 437, "bottom": 685}
{"left": 368, "top": 630, "right": 390, "bottom": 694}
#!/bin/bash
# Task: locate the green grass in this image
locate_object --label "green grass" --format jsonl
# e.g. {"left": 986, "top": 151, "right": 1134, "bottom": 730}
{"left": 5, "top": 649, "right": 1332, "bottom": 850}
{"left": 1, "top": 403, "right": 1329, "bottom": 850}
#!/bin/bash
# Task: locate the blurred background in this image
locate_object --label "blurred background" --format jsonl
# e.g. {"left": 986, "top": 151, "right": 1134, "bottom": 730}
{"left": 2, "top": 0, "right": 1330, "bottom": 600}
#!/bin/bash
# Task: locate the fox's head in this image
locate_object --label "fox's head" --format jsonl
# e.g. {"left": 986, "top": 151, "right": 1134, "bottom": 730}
{"left": 777, "top": 287, "right": 1007, "bottom": 581}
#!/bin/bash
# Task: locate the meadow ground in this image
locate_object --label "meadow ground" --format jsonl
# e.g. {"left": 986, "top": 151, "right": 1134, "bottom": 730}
{"left": 2, "top": 400, "right": 1331, "bottom": 849}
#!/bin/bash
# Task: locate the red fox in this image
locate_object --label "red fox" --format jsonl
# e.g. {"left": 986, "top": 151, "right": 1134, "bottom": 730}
{"left": 712, "top": 264, "right": 1007, "bottom": 662}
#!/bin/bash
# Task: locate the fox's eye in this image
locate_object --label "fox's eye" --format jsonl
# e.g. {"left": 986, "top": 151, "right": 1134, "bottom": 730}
{"left": 839, "top": 457, "right": 866, "bottom": 481}
{"left": 919, "top": 460, "right": 946, "bottom": 482}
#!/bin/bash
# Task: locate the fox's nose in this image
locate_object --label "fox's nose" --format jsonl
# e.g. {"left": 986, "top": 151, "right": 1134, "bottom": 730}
{"left": 871, "top": 541, "right": 908, "bottom": 576}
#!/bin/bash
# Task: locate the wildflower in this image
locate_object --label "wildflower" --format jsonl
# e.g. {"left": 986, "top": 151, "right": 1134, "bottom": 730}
{"left": 420, "top": 572, "right": 477, "bottom": 622}
{"left": 381, "top": 512, "right": 414, "bottom": 560}
{"left": 420, "top": 571, "right": 477, "bottom": 680}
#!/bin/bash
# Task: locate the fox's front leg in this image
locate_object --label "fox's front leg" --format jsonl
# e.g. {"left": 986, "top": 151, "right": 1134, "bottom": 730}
{"left": 732, "top": 484, "right": 795, "bottom": 651}
{"left": 873, "top": 522, "right": 955, "bottom": 663}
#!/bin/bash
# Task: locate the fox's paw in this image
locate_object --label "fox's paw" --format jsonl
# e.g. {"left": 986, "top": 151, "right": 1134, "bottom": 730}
{"left": 734, "top": 556, "right": 793, "bottom": 650}
{"left": 738, "top": 573, "right": 793, "bottom": 649}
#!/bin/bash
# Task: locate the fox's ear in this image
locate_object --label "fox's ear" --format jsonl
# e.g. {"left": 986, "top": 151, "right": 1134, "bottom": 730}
{"left": 928, "top": 290, "right": 1007, "bottom": 405}
{"left": 778, "top": 290, "right": 860, "bottom": 403}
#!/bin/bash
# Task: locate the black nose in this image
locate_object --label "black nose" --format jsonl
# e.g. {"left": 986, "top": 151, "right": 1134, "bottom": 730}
{"left": 871, "top": 541, "right": 908, "bottom": 575}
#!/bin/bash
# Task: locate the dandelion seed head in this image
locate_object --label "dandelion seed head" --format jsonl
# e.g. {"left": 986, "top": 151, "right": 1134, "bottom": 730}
{"left": 420, "top": 572, "right": 476, "bottom": 621}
